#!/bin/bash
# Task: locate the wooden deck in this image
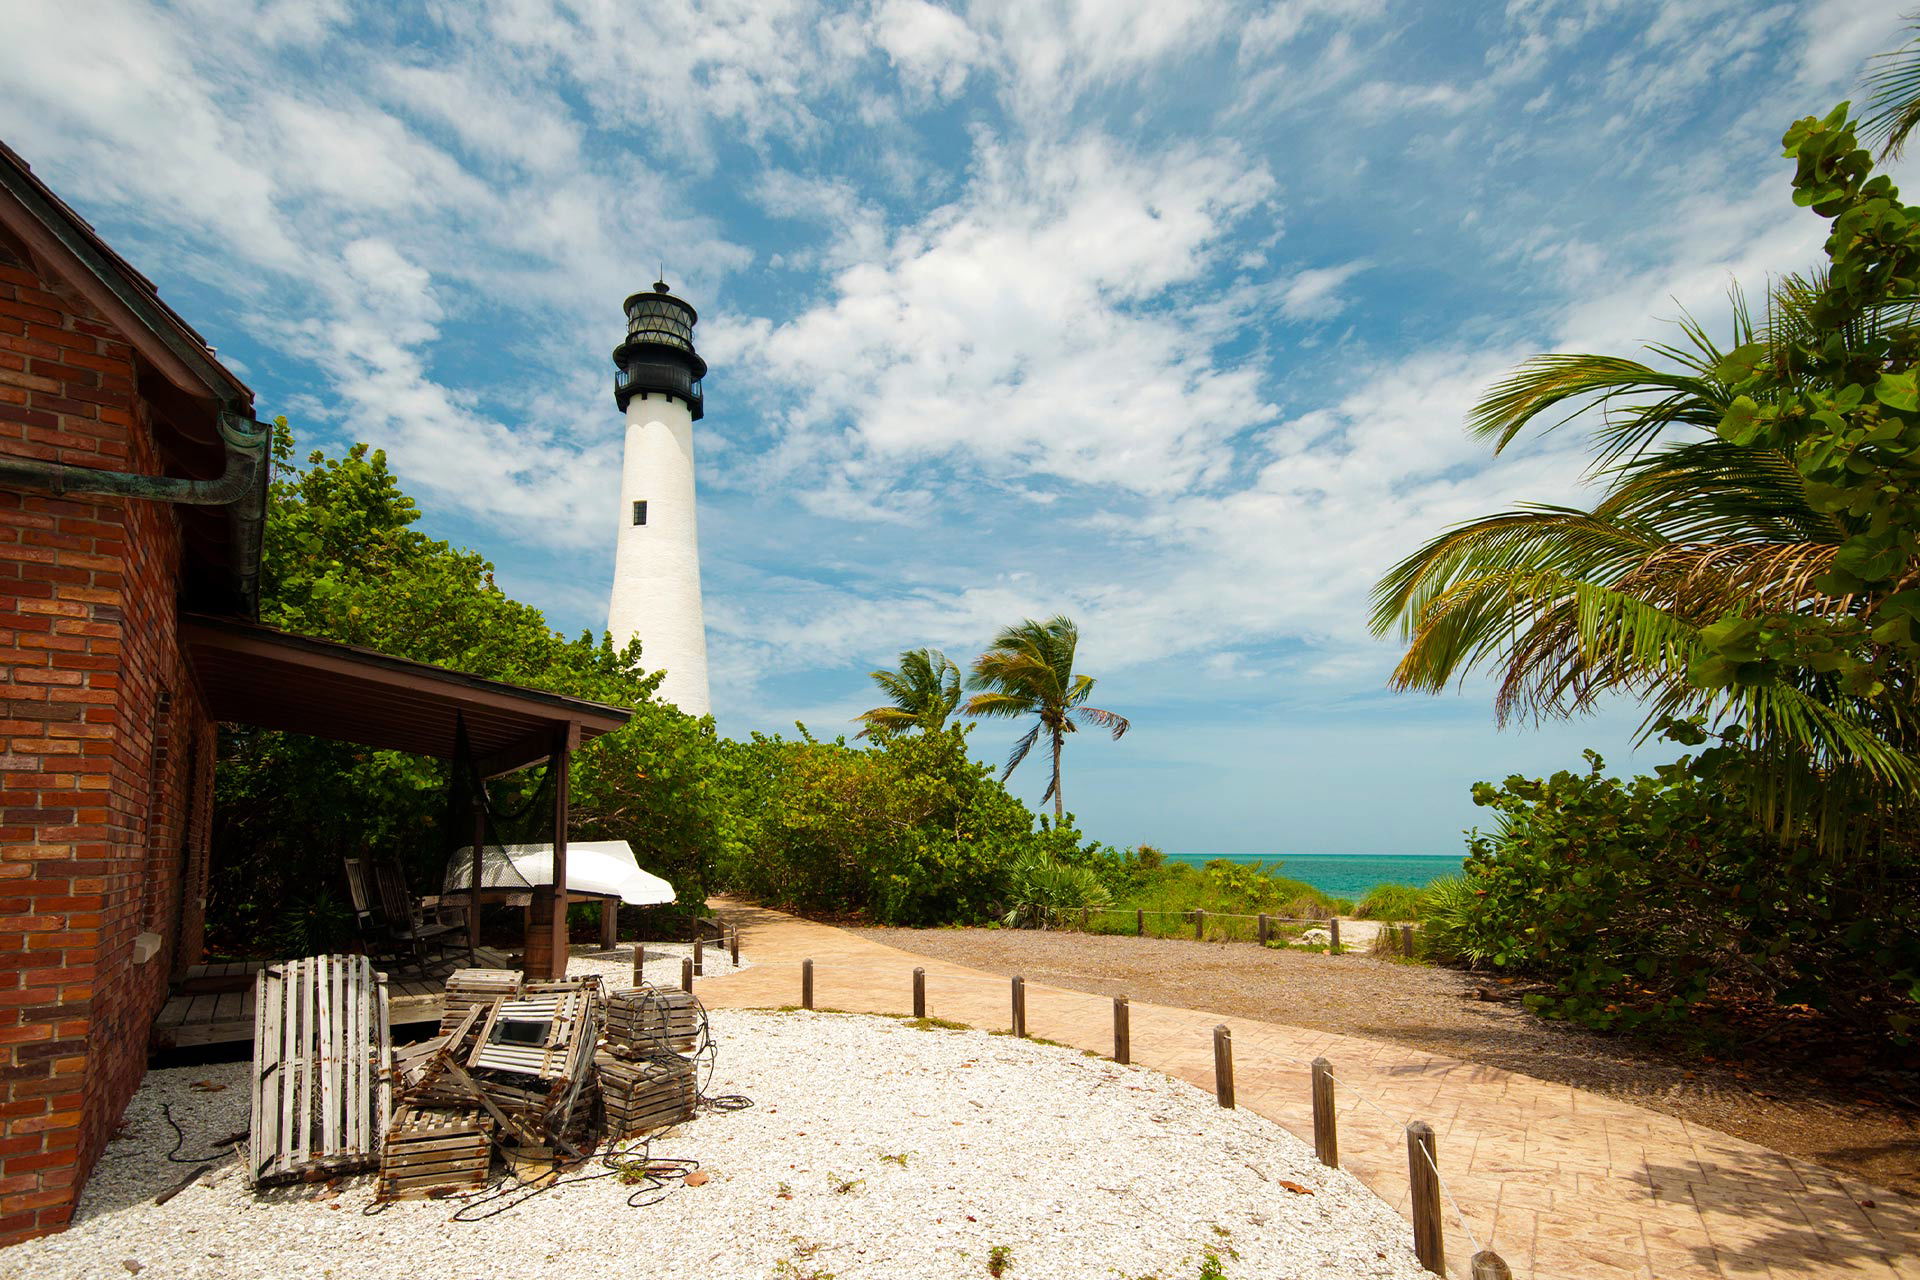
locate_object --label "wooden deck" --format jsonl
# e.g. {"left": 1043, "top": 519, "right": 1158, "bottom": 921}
{"left": 152, "top": 947, "right": 516, "bottom": 1049}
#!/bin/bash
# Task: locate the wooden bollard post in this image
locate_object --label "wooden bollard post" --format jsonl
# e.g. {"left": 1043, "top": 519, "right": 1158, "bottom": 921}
{"left": 1470, "top": 1251, "right": 1514, "bottom": 1280}
{"left": 1194, "top": 908, "right": 1206, "bottom": 941}
{"left": 801, "top": 958, "right": 814, "bottom": 1010}
{"left": 632, "top": 944, "right": 646, "bottom": 987}
{"left": 730, "top": 925, "right": 741, "bottom": 965}
{"left": 1080, "top": 905, "right": 1090, "bottom": 931}
{"left": 1011, "top": 975, "right": 1026, "bottom": 1038}
{"left": 1213, "top": 1024, "right": 1235, "bottom": 1107}
{"left": 1135, "top": 908, "right": 1144, "bottom": 936}
{"left": 1329, "top": 917, "right": 1341, "bottom": 952}
{"left": 912, "top": 967, "right": 926, "bottom": 1019}
{"left": 1257, "top": 913, "right": 1270, "bottom": 945}
{"left": 1113, "top": 996, "right": 1130, "bottom": 1064}
{"left": 1401, "top": 924, "right": 1416, "bottom": 957}
{"left": 1311, "top": 1057, "right": 1337, "bottom": 1167}
{"left": 693, "top": 937, "right": 705, "bottom": 976}
{"left": 680, "top": 957, "right": 693, "bottom": 993}
{"left": 1407, "top": 1120, "right": 1445, "bottom": 1274}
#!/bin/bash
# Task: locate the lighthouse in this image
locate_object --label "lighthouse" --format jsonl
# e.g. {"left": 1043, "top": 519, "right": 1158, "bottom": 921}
{"left": 607, "top": 281, "right": 711, "bottom": 717}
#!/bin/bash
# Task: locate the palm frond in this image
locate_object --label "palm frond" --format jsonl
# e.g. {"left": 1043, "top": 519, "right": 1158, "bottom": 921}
{"left": 1865, "top": 19, "right": 1920, "bottom": 159}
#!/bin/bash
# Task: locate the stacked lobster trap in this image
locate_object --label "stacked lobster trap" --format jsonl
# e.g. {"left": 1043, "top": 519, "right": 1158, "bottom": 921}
{"left": 248, "top": 959, "right": 711, "bottom": 1202}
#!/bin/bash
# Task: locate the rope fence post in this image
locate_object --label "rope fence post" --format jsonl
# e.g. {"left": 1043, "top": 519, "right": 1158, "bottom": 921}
{"left": 1194, "top": 908, "right": 1206, "bottom": 941}
{"left": 1212, "top": 1024, "right": 1234, "bottom": 1107}
{"left": 1080, "top": 905, "right": 1090, "bottom": 931}
{"left": 680, "top": 957, "right": 693, "bottom": 993}
{"left": 632, "top": 944, "right": 645, "bottom": 987}
{"left": 1113, "top": 996, "right": 1129, "bottom": 1064}
{"left": 1470, "top": 1251, "right": 1514, "bottom": 1279}
{"left": 1135, "top": 908, "right": 1144, "bottom": 937}
{"left": 1311, "top": 1057, "right": 1337, "bottom": 1167}
{"left": 912, "top": 967, "right": 926, "bottom": 1019}
{"left": 1407, "top": 1120, "right": 1444, "bottom": 1274}
{"left": 729, "top": 925, "right": 741, "bottom": 966}
{"left": 693, "top": 937, "right": 704, "bottom": 977}
{"left": 801, "top": 958, "right": 814, "bottom": 1010}
{"left": 1011, "top": 975, "right": 1026, "bottom": 1038}
{"left": 1329, "top": 917, "right": 1341, "bottom": 952}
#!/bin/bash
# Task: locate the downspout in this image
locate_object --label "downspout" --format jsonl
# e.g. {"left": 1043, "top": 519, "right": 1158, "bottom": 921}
{"left": 0, "top": 410, "right": 270, "bottom": 607}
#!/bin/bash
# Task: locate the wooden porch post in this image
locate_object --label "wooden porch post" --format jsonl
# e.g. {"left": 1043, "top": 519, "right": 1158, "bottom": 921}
{"left": 546, "top": 722, "right": 578, "bottom": 980}
{"left": 468, "top": 792, "right": 485, "bottom": 959}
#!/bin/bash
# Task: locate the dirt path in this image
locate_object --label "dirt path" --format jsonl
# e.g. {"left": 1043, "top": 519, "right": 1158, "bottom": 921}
{"left": 850, "top": 925, "right": 1920, "bottom": 1200}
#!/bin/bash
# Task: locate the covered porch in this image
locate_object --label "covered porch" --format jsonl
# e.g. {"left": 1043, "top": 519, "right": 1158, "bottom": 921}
{"left": 174, "top": 614, "right": 634, "bottom": 1033}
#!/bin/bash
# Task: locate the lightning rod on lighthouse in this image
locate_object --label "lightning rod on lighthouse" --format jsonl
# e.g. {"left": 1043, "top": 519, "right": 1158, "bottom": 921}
{"left": 607, "top": 280, "right": 711, "bottom": 717}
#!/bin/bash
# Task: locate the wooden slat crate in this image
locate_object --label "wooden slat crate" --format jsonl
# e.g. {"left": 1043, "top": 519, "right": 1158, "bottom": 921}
{"left": 248, "top": 954, "right": 391, "bottom": 1186}
{"left": 604, "top": 987, "right": 700, "bottom": 1057}
{"left": 375, "top": 1106, "right": 493, "bottom": 1201}
{"left": 440, "top": 970, "right": 603, "bottom": 1034}
{"left": 597, "top": 1052, "right": 696, "bottom": 1139}
{"left": 469, "top": 990, "right": 595, "bottom": 1080}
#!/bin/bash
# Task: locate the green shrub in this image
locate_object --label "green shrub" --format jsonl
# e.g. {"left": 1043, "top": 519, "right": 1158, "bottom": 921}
{"left": 1002, "top": 855, "right": 1113, "bottom": 928}
{"left": 1417, "top": 876, "right": 1492, "bottom": 966}
{"left": 1353, "top": 883, "right": 1429, "bottom": 921}
{"left": 1447, "top": 722, "right": 1920, "bottom": 1045}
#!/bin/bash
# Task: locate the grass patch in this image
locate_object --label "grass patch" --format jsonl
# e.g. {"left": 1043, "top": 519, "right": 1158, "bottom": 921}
{"left": 1353, "top": 883, "right": 1432, "bottom": 922}
{"left": 988, "top": 1244, "right": 1013, "bottom": 1277}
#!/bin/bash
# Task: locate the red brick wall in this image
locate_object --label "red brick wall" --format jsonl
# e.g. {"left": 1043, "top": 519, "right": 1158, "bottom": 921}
{"left": 0, "top": 249, "right": 215, "bottom": 1242}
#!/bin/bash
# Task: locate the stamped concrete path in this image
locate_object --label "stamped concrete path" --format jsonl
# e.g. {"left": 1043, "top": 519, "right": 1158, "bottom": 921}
{"left": 694, "top": 901, "right": 1920, "bottom": 1280}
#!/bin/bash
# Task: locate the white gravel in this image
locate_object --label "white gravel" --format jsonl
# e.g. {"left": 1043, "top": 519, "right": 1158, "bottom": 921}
{"left": 8, "top": 1009, "right": 1430, "bottom": 1280}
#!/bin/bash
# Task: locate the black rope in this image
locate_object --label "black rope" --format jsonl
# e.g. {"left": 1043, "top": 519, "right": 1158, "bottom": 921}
{"left": 160, "top": 1101, "right": 244, "bottom": 1164}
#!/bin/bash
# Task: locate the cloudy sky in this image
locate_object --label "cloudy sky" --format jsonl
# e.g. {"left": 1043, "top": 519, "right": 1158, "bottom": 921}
{"left": 4, "top": 0, "right": 1910, "bottom": 854}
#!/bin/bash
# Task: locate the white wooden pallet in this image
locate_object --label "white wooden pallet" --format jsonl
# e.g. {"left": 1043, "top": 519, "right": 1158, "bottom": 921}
{"left": 248, "top": 954, "right": 392, "bottom": 1185}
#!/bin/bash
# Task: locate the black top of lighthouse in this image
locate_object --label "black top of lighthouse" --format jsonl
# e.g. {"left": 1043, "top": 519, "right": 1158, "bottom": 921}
{"left": 613, "top": 280, "right": 706, "bottom": 419}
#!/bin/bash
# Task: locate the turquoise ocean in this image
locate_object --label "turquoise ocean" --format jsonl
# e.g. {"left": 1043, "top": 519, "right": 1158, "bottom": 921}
{"left": 1165, "top": 853, "right": 1465, "bottom": 901}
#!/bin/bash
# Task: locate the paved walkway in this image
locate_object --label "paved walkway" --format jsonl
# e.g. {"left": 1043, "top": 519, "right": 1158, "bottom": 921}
{"left": 694, "top": 902, "right": 1920, "bottom": 1280}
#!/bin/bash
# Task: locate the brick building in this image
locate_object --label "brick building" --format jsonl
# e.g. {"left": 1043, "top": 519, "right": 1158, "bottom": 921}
{"left": 0, "top": 147, "right": 627, "bottom": 1244}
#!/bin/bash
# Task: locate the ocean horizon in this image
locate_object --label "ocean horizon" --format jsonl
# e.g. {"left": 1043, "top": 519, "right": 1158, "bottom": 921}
{"left": 1165, "top": 852, "right": 1465, "bottom": 901}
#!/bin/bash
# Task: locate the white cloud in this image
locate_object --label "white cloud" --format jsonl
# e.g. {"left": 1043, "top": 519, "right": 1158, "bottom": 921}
{"left": 1279, "top": 260, "right": 1369, "bottom": 321}
{"left": 872, "top": 0, "right": 985, "bottom": 99}
{"left": 721, "top": 132, "right": 1278, "bottom": 497}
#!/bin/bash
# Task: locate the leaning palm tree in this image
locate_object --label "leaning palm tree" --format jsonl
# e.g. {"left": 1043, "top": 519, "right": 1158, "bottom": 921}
{"left": 1370, "top": 279, "right": 1919, "bottom": 837}
{"left": 854, "top": 647, "right": 963, "bottom": 740}
{"left": 963, "top": 616, "right": 1129, "bottom": 819}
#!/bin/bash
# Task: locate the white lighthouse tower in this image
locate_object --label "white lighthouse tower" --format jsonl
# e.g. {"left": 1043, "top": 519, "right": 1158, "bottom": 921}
{"left": 607, "top": 281, "right": 711, "bottom": 717}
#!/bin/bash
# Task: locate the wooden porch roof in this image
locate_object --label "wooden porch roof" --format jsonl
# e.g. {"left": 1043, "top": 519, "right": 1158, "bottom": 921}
{"left": 182, "top": 614, "right": 632, "bottom": 775}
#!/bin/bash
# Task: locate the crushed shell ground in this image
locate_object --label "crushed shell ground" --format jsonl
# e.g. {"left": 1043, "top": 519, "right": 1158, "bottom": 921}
{"left": 9, "top": 1009, "right": 1433, "bottom": 1280}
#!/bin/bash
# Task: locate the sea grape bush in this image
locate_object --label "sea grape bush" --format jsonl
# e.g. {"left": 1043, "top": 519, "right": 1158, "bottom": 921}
{"left": 717, "top": 724, "right": 1104, "bottom": 926}
{"left": 1435, "top": 721, "right": 1920, "bottom": 1045}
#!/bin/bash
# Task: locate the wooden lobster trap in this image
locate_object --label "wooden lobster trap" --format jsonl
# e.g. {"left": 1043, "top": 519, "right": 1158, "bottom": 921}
{"left": 604, "top": 987, "right": 701, "bottom": 1058}
{"left": 375, "top": 1105, "right": 492, "bottom": 1201}
{"left": 248, "top": 954, "right": 392, "bottom": 1185}
{"left": 597, "top": 1051, "right": 696, "bottom": 1139}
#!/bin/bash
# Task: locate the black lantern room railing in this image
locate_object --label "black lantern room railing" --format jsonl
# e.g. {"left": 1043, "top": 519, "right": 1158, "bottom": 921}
{"left": 613, "top": 281, "right": 706, "bottom": 419}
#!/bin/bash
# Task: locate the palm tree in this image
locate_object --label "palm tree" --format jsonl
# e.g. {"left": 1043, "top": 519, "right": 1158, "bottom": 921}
{"left": 854, "top": 647, "right": 963, "bottom": 740}
{"left": 963, "top": 615, "right": 1129, "bottom": 819}
{"left": 1369, "top": 281, "right": 1919, "bottom": 835}
{"left": 1865, "top": 16, "right": 1920, "bottom": 158}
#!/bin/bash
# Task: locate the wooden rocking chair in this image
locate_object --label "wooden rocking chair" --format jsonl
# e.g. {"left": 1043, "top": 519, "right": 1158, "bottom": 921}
{"left": 343, "top": 857, "right": 463, "bottom": 969}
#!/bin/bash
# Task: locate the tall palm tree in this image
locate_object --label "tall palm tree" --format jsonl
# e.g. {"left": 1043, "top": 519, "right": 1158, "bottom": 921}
{"left": 1370, "top": 281, "right": 1919, "bottom": 835}
{"left": 854, "top": 647, "right": 963, "bottom": 740}
{"left": 963, "top": 615, "right": 1129, "bottom": 819}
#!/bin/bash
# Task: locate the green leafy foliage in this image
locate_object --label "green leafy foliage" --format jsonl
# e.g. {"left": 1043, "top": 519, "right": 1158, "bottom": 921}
{"left": 716, "top": 725, "right": 1104, "bottom": 926}
{"left": 1429, "top": 723, "right": 1920, "bottom": 1045}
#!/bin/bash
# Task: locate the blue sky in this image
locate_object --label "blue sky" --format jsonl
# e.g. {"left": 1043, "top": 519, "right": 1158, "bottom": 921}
{"left": 4, "top": 0, "right": 1911, "bottom": 854}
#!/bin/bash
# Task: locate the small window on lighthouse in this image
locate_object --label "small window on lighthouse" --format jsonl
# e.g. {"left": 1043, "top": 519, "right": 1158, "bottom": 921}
{"left": 632, "top": 500, "right": 648, "bottom": 526}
